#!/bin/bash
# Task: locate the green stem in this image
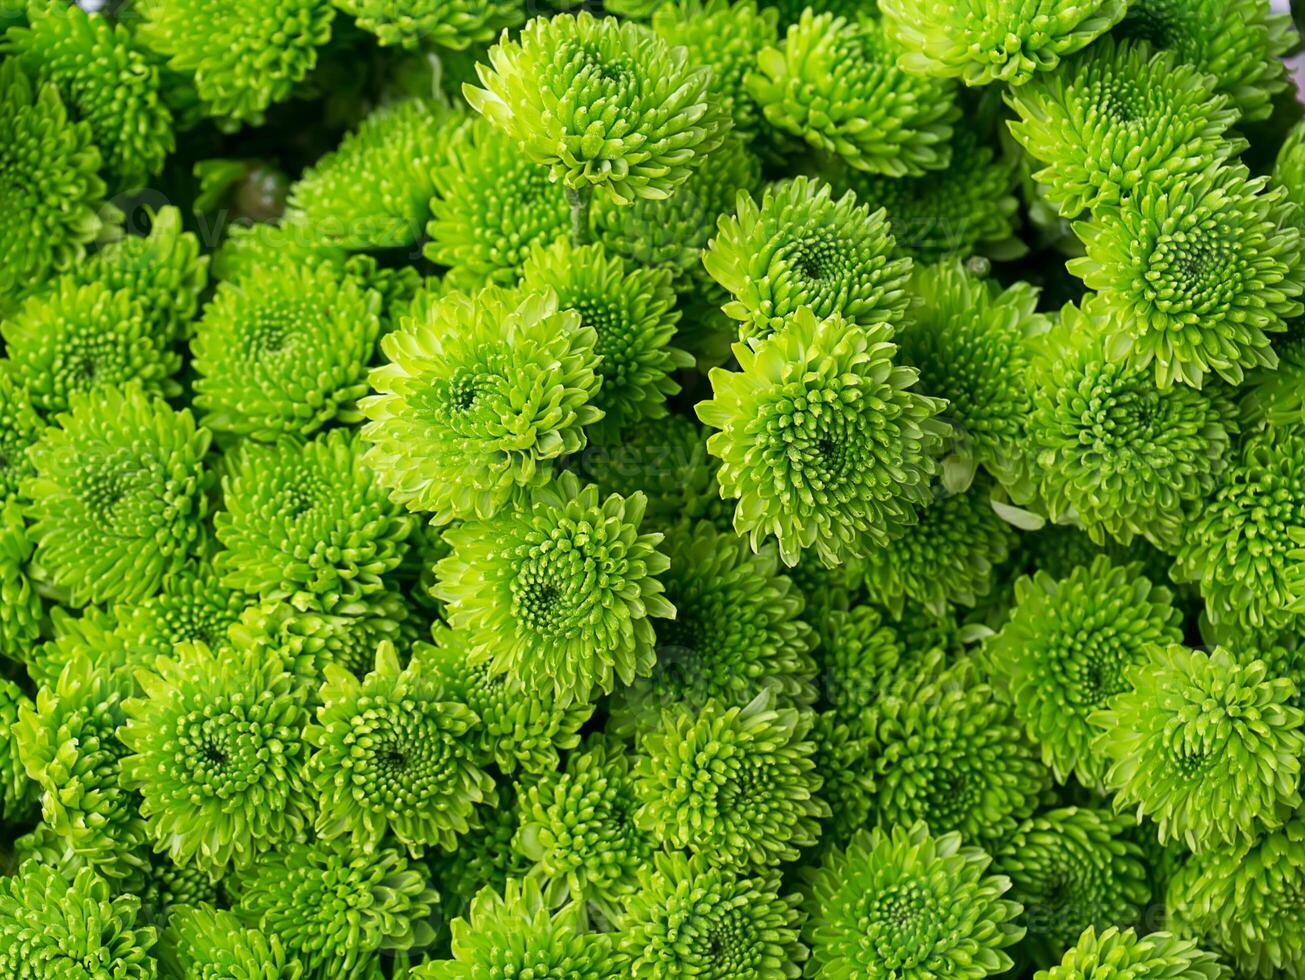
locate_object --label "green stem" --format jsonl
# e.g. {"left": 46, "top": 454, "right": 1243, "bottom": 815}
{"left": 566, "top": 185, "right": 592, "bottom": 247}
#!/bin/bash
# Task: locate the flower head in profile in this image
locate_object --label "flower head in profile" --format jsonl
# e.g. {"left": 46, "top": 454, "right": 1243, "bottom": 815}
{"left": 1037, "top": 927, "right": 1226, "bottom": 980}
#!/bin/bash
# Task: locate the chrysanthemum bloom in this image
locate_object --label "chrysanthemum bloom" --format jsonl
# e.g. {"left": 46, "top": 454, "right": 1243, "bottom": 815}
{"left": 1038, "top": 927, "right": 1226, "bottom": 980}
{"left": 0, "top": 862, "right": 156, "bottom": 978}
{"left": 335, "top": 0, "right": 523, "bottom": 49}
{"left": 234, "top": 838, "right": 439, "bottom": 978}
{"left": 1004, "top": 39, "right": 1241, "bottom": 220}
{"left": 14, "top": 655, "right": 148, "bottom": 881}
{"left": 435, "top": 472, "right": 673, "bottom": 704}
{"left": 362, "top": 286, "right": 601, "bottom": 526}
{"left": 806, "top": 822, "right": 1024, "bottom": 979}
{"left": 521, "top": 240, "right": 690, "bottom": 439}
{"left": 879, "top": 0, "right": 1124, "bottom": 87}
{"left": 418, "top": 625, "right": 593, "bottom": 776}
{"left": 619, "top": 850, "right": 806, "bottom": 977}
{"left": 114, "top": 562, "right": 251, "bottom": 664}
{"left": 136, "top": 0, "right": 335, "bottom": 126}
{"left": 609, "top": 520, "right": 816, "bottom": 733}
{"left": 22, "top": 384, "right": 210, "bottom": 606}
{"left": 414, "top": 877, "right": 621, "bottom": 978}
{"left": 515, "top": 734, "right": 654, "bottom": 922}
{"left": 0, "top": 368, "right": 43, "bottom": 503}
{"left": 118, "top": 641, "right": 313, "bottom": 876}
{"left": 814, "top": 605, "right": 907, "bottom": 726}
{"left": 306, "top": 643, "right": 495, "bottom": 854}
{"left": 1027, "top": 304, "right": 1237, "bottom": 548}
{"left": 1068, "top": 163, "right": 1305, "bottom": 389}
{"left": 3, "top": 2, "right": 174, "bottom": 189}
{"left": 0, "top": 679, "right": 35, "bottom": 823}
{"left": 1275, "top": 119, "right": 1305, "bottom": 212}
{"left": 633, "top": 692, "right": 828, "bottom": 868}
{"left": 996, "top": 808, "right": 1150, "bottom": 966}
{"left": 24, "top": 604, "right": 132, "bottom": 688}
{"left": 702, "top": 177, "right": 913, "bottom": 346}
{"left": 0, "top": 500, "right": 42, "bottom": 664}
{"left": 747, "top": 12, "right": 958, "bottom": 176}
{"left": 1091, "top": 645, "right": 1305, "bottom": 851}
{"left": 985, "top": 556, "right": 1184, "bottom": 790}
{"left": 465, "top": 11, "right": 728, "bottom": 204}
{"left": 215, "top": 429, "right": 413, "bottom": 610}
{"left": 425, "top": 117, "right": 570, "bottom": 287}
{"left": 1116, "top": 0, "right": 1296, "bottom": 123}
{"left": 3, "top": 278, "right": 181, "bottom": 417}
{"left": 284, "top": 98, "right": 454, "bottom": 250}
{"left": 192, "top": 259, "right": 381, "bottom": 441}
{"left": 163, "top": 904, "right": 301, "bottom": 979}
{"left": 697, "top": 307, "right": 948, "bottom": 567}
{"left": 0, "top": 59, "right": 115, "bottom": 311}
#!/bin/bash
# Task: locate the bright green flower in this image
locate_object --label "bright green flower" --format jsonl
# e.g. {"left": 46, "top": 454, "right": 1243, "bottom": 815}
{"left": 22, "top": 384, "right": 211, "bottom": 606}
{"left": 25, "top": 605, "right": 132, "bottom": 689}
{"left": 162, "top": 904, "right": 303, "bottom": 979}
{"left": 114, "top": 562, "right": 251, "bottom": 665}
{"left": 0, "top": 365, "right": 44, "bottom": 502}
{"left": 985, "top": 556, "right": 1184, "bottom": 790}
{"left": 747, "top": 12, "right": 958, "bottom": 176}
{"left": 1091, "top": 645, "right": 1305, "bottom": 852}
{"left": 996, "top": 808, "right": 1150, "bottom": 967}
{"left": 1068, "top": 163, "right": 1305, "bottom": 389}
{"left": 697, "top": 307, "right": 948, "bottom": 566}
{"left": 806, "top": 821, "right": 1024, "bottom": 980}
{"left": 215, "top": 429, "right": 413, "bottom": 610}
{"left": 307, "top": 643, "right": 495, "bottom": 854}
{"left": 137, "top": 0, "right": 335, "bottom": 126}
{"left": 192, "top": 258, "right": 382, "bottom": 441}
{"left": 334, "top": 0, "right": 523, "bottom": 49}
{"left": 465, "top": 11, "right": 728, "bottom": 204}
{"left": 521, "top": 240, "right": 690, "bottom": 440}
{"left": 1004, "top": 38, "right": 1241, "bottom": 220}
{"left": 435, "top": 472, "right": 673, "bottom": 705}
{"left": 1037, "top": 927, "right": 1227, "bottom": 980}
{"left": 702, "top": 176, "right": 913, "bottom": 346}
{"left": 119, "top": 641, "right": 313, "bottom": 876}
{"left": 234, "top": 838, "right": 439, "bottom": 978}
{"left": 619, "top": 850, "right": 806, "bottom": 978}
{"left": 362, "top": 286, "right": 601, "bottom": 526}
{"left": 0, "top": 499, "right": 43, "bottom": 664}
{"left": 4, "top": 1, "right": 174, "bottom": 188}
{"left": 633, "top": 692, "right": 828, "bottom": 868}
{"left": 0, "top": 678, "right": 35, "bottom": 823}
{"left": 0, "top": 862, "right": 157, "bottom": 979}
{"left": 814, "top": 605, "right": 906, "bottom": 727}
{"left": 879, "top": 0, "right": 1125, "bottom": 86}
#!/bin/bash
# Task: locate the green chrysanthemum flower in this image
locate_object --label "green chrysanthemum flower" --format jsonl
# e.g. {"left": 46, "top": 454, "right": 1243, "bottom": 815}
{"left": 4, "top": 1, "right": 174, "bottom": 188}
{"left": 234, "top": 838, "right": 439, "bottom": 978}
{"left": 697, "top": 307, "right": 948, "bottom": 567}
{"left": 0, "top": 366, "right": 44, "bottom": 502}
{"left": 515, "top": 734, "right": 653, "bottom": 921}
{"left": 417, "top": 625, "right": 593, "bottom": 776}
{"left": 0, "top": 678, "right": 35, "bottom": 823}
{"left": 114, "top": 562, "right": 251, "bottom": 665}
{"left": 1116, "top": 0, "right": 1297, "bottom": 123}
{"left": 285, "top": 98, "right": 454, "bottom": 250}
{"left": 0, "top": 862, "right": 157, "bottom": 979}
{"left": 985, "top": 556, "right": 1184, "bottom": 790}
{"left": 22, "top": 384, "right": 211, "bottom": 606}
{"left": 747, "top": 12, "right": 958, "bottom": 176}
{"left": 362, "top": 286, "right": 601, "bottom": 526}
{"left": 1068, "top": 163, "right": 1305, "bottom": 389}
{"left": 425, "top": 117, "right": 570, "bottom": 288}
{"left": 814, "top": 605, "right": 908, "bottom": 727}
{"left": 215, "top": 429, "right": 413, "bottom": 610}
{"left": 1275, "top": 118, "right": 1305, "bottom": 213}
{"left": 619, "top": 850, "right": 806, "bottom": 978}
{"left": 0, "top": 58, "right": 115, "bottom": 311}
{"left": 702, "top": 176, "right": 913, "bottom": 346}
{"left": 3, "top": 278, "right": 181, "bottom": 417}
{"left": 996, "top": 808, "right": 1150, "bottom": 967}
{"left": 1027, "top": 304, "right": 1237, "bottom": 548}
{"left": 137, "top": 0, "right": 335, "bottom": 126}
{"left": 1038, "top": 927, "right": 1226, "bottom": 980}
{"left": 633, "top": 692, "right": 828, "bottom": 868}
{"left": 609, "top": 520, "right": 817, "bottom": 733}
{"left": 162, "top": 904, "right": 303, "bottom": 980}
{"left": 415, "top": 877, "right": 620, "bottom": 979}
{"left": 866, "top": 660, "right": 1047, "bottom": 846}
{"left": 465, "top": 10, "right": 728, "bottom": 204}
{"left": 306, "top": 643, "right": 495, "bottom": 854}
{"left": 0, "top": 499, "right": 43, "bottom": 664}
{"left": 119, "top": 641, "right": 313, "bottom": 876}
{"left": 25, "top": 605, "right": 132, "bottom": 689}
{"left": 334, "top": 0, "right": 523, "bottom": 49}
{"left": 1004, "top": 38, "right": 1241, "bottom": 220}
{"left": 1091, "top": 645, "right": 1305, "bottom": 852}
{"left": 806, "top": 821, "right": 1024, "bottom": 980}
{"left": 521, "top": 240, "right": 690, "bottom": 439}
{"left": 435, "top": 472, "right": 673, "bottom": 704}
